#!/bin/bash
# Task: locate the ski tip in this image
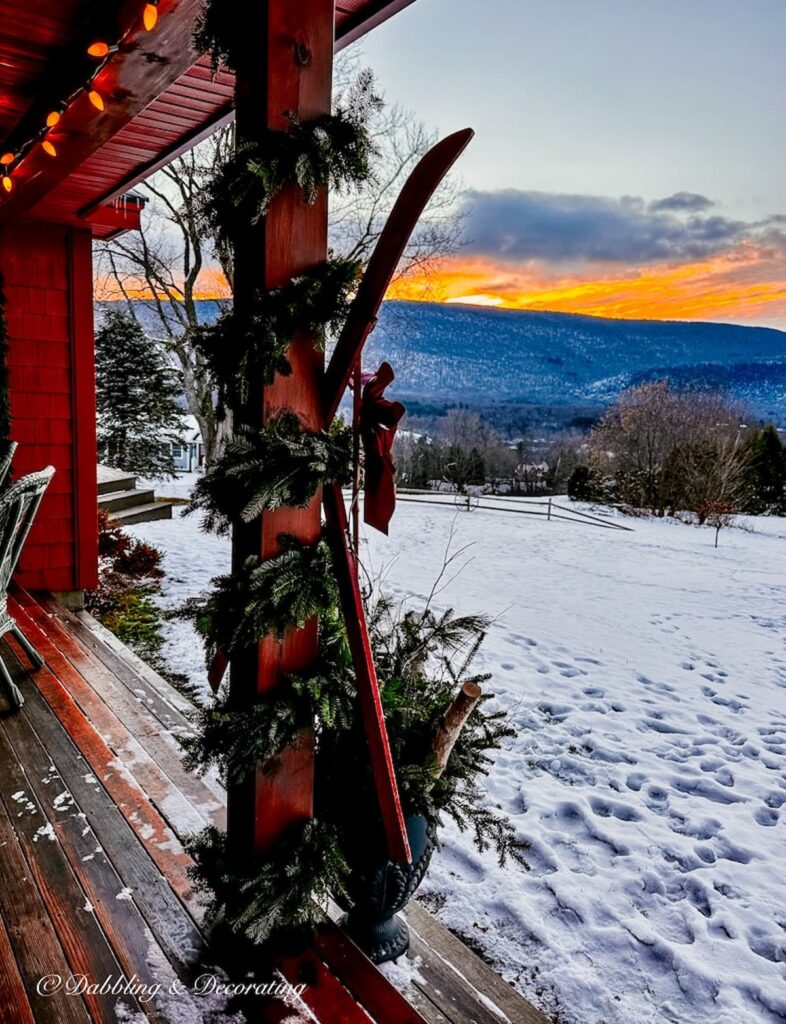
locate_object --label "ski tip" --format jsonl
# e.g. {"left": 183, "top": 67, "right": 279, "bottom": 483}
{"left": 447, "top": 127, "right": 475, "bottom": 150}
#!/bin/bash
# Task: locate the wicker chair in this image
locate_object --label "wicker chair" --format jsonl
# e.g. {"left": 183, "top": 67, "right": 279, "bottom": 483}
{"left": 0, "top": 440, "right": 17, "bottom": 490}
{"left": 0, "top": 466, "right": 55, "bottom": 709}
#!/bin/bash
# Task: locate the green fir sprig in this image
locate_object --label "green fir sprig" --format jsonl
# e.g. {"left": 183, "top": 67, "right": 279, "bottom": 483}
{"left": 318, "top": 600, "right": 527, "bottom": 867}
{"left": 202, "top": 71, "right": 380, "bottom": 248}
{"left": 190, "top": 257, "right": 359, "bottom": 409}
{"left": 188, "top": 413, "right": 353, "bottom": 534}
{"left": 182, "top": 613, "right": 355, "bottom": 782}
{"left": 185, "top": 537, "right": 336, "bottom": 667}
{"left": 185, "top": 820, "right": 350, "bottom": 945}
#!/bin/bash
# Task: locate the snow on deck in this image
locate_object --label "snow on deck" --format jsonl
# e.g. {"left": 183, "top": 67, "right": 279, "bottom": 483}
{"left": 129, "top": 498, "right": 786, "bottom": 1024}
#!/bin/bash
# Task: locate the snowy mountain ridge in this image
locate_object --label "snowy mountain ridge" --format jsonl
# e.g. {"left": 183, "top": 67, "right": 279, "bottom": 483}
{"left": 119, "top": 299, "right": 786, "bottom": 422}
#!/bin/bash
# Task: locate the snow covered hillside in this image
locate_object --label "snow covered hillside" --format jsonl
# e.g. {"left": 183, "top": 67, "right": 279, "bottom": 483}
{"left": 128, "top": 498, "right": 786, "bottom": 1024}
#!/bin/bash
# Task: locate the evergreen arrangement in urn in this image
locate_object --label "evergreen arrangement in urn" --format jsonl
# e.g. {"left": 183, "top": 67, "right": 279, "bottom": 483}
{"left": 182, "top": 0, "right": 521, "bottom": 951}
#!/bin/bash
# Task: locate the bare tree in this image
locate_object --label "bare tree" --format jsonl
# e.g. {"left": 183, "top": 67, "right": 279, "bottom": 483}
{"left": 437, "top": 409, "right": 516, "bottom": 491}
{"left": 94, "top": 131, "right": 234, "bottom": 464}
{"left": 589, "top": 380, "right": 747, "bottom": 516}
{"left": 95, "top": 54, "right": 464, "bottom": 465}
{"left": 696, "top": 499, "right": 737, "bottom": 546}
{"left": 329, "top": 52, "right": 464, "bottom": 283}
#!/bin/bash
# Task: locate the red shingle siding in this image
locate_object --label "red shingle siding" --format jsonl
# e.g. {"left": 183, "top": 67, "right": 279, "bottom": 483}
{"left": 0, "top": 221, "right": 97, "bottom": 592}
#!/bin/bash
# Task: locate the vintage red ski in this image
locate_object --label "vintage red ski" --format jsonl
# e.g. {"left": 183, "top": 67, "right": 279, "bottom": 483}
{"left": 322, "top": 129, "right": 474, "bottom": 864}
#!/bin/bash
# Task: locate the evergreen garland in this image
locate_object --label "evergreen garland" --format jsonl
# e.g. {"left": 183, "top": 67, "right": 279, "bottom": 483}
{"left": 185, "top": 820, "right": 349, "bottom": 945}
{"left": 0, "top": 273, "right": 10, "bottom": 443}
{"left": 200, "top": 72, "right": 380, "bottom": 251}
{"left": 182, "top": 614, "right": 355, "bottom": 782}
{"left": 188, "top": 413, "right": 353, "bottom": 534}
{"left": 187, "top": 537, "right": 337, "bottom": 668}
{"left": 203, "top": 118, "right": 372, "bottom": 247}
{"left": 183, "top": 4, "right": 385, "bottom": 949}
{"left": 190, "top": 257, "right": 359, "bottom": 409}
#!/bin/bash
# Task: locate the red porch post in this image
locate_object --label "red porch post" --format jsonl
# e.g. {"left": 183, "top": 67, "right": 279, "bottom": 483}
{"left": 228, "top": 1, "right": 334, "bottom": 858}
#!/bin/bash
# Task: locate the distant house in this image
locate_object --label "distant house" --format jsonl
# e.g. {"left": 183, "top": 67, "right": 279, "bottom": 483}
{"left": 170, "top": 415, "right": 205, "bottom": 473}
{"left": 516, "top": 461, "right": 549, "bottom": 492}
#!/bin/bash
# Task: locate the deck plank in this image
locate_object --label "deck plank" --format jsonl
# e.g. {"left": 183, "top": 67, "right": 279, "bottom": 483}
{"left": 0, "top": 696, "right": 177, "bottom": 1024}
{"left": 17, "top": 593, "right": 224, "bottom": 831}
{"left": 0, "top": 779, "right": 92, "bottom": 1024}
{"left": 2, "top": 612, "right": 197, "bottom": 901}
{"left": 0, "top": 911, "right": 35, "bottom": 1024}
{"left": 40, "top": 593, "right": 196, "bottom": 731}
{"left": 2, "top": 646, "right": 204, "bottom": 979}
{"left": 10, "top": 593, "right": 221, "bottom": 835}
{"left": 406, "top": 903, "right": 552, "bottom": 1024}
{"left": 1, "top": 591, "right": 552, "bottom": 1024}
{"left": 0, "top": 722, "right": 144, "bottom": 1024}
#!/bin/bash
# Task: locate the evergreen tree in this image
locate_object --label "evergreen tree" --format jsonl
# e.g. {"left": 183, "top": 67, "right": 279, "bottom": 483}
{"left": 568, "top": 465, "right": 594, "bottom": 501}
{"left": 741, "top": 425, "right": 786, "bottom": 514}
{"left": 96, "top": 309, "right": 186, "bottom": 478}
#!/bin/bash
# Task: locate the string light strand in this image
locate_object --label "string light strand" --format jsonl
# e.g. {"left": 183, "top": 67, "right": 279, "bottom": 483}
{"left": 0, "top": 2, "right": 160, "bottom": 194}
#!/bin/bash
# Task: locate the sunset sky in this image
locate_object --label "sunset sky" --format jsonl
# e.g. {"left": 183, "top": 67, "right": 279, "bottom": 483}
{"left": 113, "top": 2, "right": 786, "bottom": 329}
{"left": 363, "top": 0, "right": 786, "bottom": 327}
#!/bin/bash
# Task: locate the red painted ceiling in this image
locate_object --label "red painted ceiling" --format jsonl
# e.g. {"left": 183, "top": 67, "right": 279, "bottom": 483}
{"left": 0, "top": 0, "right": 416, "bottom": 237}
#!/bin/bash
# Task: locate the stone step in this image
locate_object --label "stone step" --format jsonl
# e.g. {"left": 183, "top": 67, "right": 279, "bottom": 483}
{"left": 98, "top": 487, "right": 156, "bottom": 513}
{"left": 97, "top": 464, "right": 137, "bottom": 495}
{"left": 108, "top": 502, "right": 174, "bottom": 526}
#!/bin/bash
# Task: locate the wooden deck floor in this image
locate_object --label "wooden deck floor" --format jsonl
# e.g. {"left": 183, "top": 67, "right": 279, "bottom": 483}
{"left": 0, "top": 589, "right": 551, "bottom": 1024}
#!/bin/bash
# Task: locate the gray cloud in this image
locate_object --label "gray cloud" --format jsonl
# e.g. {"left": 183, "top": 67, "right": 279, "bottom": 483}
{"left": 648, "top": 192, "right": 715, "bottom": 213}
{"left": 459, "top": 189, "right": 776, "bottom": 265}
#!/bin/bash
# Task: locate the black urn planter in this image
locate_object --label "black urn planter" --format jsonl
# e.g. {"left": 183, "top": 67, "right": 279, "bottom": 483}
{"left": 339, "top": 814, "right": 435, "bottom": 963}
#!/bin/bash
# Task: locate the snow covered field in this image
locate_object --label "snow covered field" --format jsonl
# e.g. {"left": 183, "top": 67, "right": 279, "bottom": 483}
{"left": 129, "top": 494, "right": 786, "bottom": 1024}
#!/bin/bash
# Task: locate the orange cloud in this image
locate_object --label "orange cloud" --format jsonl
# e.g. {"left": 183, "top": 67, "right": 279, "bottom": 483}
{"left": 96, "top": 244, "right": 786, "bottom": 328}
{"left": 96, "top": 266, "right": 231, "bottom": 302}
{"left": 388, "top": 249, "right": 786, "bottom": 326}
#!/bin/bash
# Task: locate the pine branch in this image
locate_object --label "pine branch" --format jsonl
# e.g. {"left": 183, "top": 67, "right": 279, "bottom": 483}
{"left": 188, "top": 413, "right": 353, "bottom": 534}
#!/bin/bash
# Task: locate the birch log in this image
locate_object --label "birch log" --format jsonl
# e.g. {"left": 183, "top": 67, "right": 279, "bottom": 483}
{"left": 432, "top": 681, "right": 483, "bottom": 779}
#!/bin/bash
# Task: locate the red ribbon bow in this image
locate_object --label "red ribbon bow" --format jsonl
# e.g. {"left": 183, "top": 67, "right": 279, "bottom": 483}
{"left": 360, "top": 362, "right": 405, "bottom": 535}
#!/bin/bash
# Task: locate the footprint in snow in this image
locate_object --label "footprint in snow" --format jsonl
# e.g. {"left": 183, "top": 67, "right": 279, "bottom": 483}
{"left": 588, "top": 795, "right": 641, "bottom": 822}
{"left": 671, "top": 775, "right": 747, "bottom": 805}
{"left": 542, "top": 801, "right": 630, "bottom": 859}
{"left": 640, "top": 717, "right": 691, "bottom": 736}
{"left": 754, "top": 806, "right": 779, "bottom": 827}
{"left": 537, "top": 701, "right": 572, "bottom": 722}
{"left": 626, "top": 772, "right": 647, "bottom": 792}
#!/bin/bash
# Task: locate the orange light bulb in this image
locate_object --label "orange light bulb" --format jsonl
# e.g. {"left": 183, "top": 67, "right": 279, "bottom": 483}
{"left": 143, "top": 2, "right": 158, "bottom": 31}
{"left": 46, "top": 110, "right": 61, "bottom": 128}
{"left": 88, "top": 89, "right": 105, "bottom": 111}
{"left": 0, "top": 153, "right": 14, "bottom": 166}
{"left": 42, "top": 139, "right": 57, "bottom": 157}
{"left": 2, "top": 176, "right": 12, "bottom": 194}
{"left": 87, "top": 41, "right": 111, "bottom": 58}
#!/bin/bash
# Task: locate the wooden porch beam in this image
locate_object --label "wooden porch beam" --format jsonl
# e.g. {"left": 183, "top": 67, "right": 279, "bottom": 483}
{"left": 336, "top": 0, "right": 418, "bottom": 48}
{"left": 228, "top": 0, "right": 333, "bottom": 859}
